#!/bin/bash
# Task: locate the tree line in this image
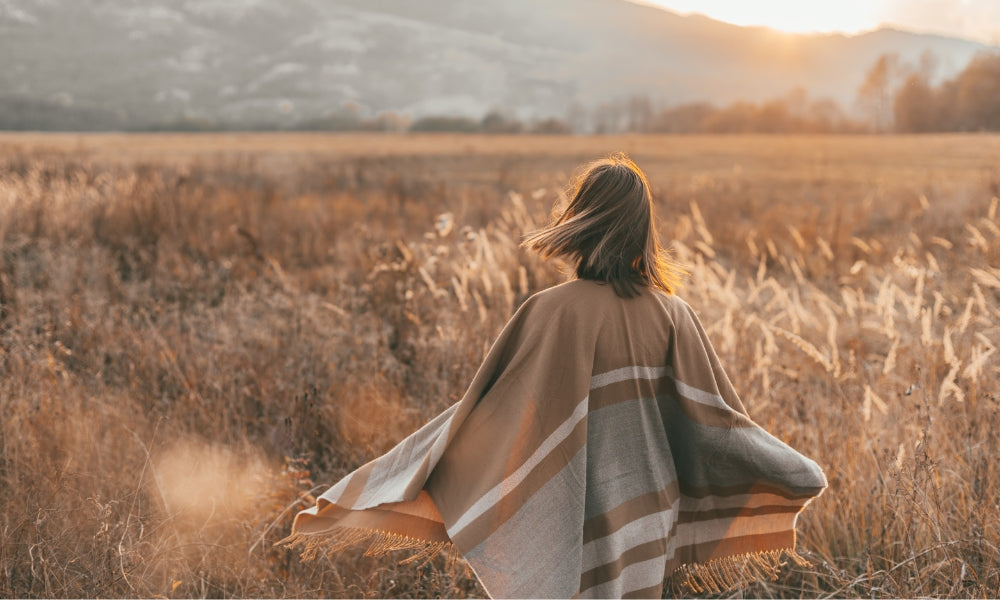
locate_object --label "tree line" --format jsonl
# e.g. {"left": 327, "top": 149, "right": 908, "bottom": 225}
{"left": 1, "top": 52, "right": 996, "bottom": 133}
{"left": 881, "top": 52, "right": 1000, "bottom": 132}
{"left": 315, "top": 51, "right": 1000, "bottom": 135}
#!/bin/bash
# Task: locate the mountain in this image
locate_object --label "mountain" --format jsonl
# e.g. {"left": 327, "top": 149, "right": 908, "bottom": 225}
{"left": 0, "top": 0, "right": 996, "bottom": 130}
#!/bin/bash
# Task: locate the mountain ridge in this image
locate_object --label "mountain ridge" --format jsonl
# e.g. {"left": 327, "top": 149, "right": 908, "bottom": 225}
{"left": 1, "top": 0, "right": 995, "bottom": 130}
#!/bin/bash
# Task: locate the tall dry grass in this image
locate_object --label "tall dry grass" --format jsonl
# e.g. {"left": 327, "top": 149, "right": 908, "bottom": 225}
{"left": 1, "top": 133, "right": 998, "bottom": 598}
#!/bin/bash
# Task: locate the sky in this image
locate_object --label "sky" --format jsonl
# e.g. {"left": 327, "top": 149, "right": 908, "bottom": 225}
{"left": 639, "top": 0, "right": 1000, "bottom": 45}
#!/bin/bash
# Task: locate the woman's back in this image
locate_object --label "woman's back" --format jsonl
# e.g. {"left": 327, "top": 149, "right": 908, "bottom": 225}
{"left": 281, "top": 155, "right": 826, "bottom": 598}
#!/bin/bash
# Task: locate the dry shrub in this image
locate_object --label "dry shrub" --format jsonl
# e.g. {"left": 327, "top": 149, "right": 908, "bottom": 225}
{"left": 1, "top": 133, "right": 999, "bottom": 598}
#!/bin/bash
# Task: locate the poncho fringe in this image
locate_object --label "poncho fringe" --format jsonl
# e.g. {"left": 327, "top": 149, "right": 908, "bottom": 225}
{"left": 280, "top": 280, "right": 827, "bottom": 598}
{"left": 279, "top": 526, "right": 812, "bottom": 594}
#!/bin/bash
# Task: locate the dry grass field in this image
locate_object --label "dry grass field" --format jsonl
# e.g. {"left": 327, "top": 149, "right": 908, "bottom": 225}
{"left": 1, "top": 132, "right": 999, "bottom": 598}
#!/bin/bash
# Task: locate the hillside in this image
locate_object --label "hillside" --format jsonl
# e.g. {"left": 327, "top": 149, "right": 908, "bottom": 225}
{"left": 0, "top": 0, "right": 995, "bottom": 129}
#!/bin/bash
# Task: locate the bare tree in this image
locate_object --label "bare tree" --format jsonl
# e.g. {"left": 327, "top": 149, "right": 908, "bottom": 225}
{"left": 857, "top": 53, "right": 901, "bottom": 132}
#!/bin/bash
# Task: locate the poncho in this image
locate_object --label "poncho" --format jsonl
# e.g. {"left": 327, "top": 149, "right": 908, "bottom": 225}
{"left": 281, "top": 279, "right": 827, "bottom": 598}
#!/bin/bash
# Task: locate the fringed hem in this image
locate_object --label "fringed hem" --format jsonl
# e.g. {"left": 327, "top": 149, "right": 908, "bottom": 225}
{"left": 276, "top": 527, "right": 459, "bottom": 569}
{"left": 668, "top": 548, "right": 811, "bottom": 595}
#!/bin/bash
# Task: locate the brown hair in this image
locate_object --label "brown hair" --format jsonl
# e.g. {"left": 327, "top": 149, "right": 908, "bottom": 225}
{"left": 522, "top": 152, "right": 684, "bottom": 298}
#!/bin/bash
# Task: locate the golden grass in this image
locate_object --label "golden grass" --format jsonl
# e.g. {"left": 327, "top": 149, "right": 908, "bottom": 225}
{"left": 1, "top": 133, "right": 998, "bottom": 598}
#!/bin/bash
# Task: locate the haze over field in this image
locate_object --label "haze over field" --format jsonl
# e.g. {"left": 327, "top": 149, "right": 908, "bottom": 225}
{"left": 641, "top": 0, "right": 1000, "bottom": 43}
{"left": 1, "top": 132, "right": 998, "bottom": 597}
{"left": 1, "top": 0, "right": 996, "bottom": 130}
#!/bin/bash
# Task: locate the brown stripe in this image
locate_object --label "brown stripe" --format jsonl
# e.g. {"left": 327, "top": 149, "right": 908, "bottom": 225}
{"left": 669, "top": 305, "right": 747, "bottom": 415}
{"left": 294, "top": 501, "right": 451, "bottom": 543}
{"left": 670, "top": 530, "right": 796, "bottom": 566}
{"left": 427, "top": 393, "right": 586, "bottom": 524}
{"left": 590, "top": 375, "right": 749, "bottom": 429}
{"left": 378, "top": 490, "right": 444, "bottom": 521}
{"left": 336, "top": 460, "right": 375, "bottom": 509}
{"left": 582, "top": 483, "right": 680, "bottom": 544}
{"left": 579, "top": 538, "right": 667, "bottom": 592}
{"left": 447, "top": 414, "right": 588, "bottom": 549}
{"left": 622, "top": 582, "right": 665, "bottom": 599}
{"left": 677, "top": 503, "right": 803, "bottom": 524}
{"left": 679, "top": 480, "right": 823, "bottom": 501}
{"left": 580, "top": 505, "right": 796, "bottom": 593}
{"left": 664, "top": 390, "right": 748, "bottom": 429}
{"left": 589, "top": 376, "right": 666, "bottom": 411}
{"left": 403, "top": 455, "right": 433, "bottom": 499}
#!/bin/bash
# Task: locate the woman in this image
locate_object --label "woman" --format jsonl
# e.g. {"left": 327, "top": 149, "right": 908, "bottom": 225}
{"left": 281, "top": 153, "right": 827, "bottom": 598}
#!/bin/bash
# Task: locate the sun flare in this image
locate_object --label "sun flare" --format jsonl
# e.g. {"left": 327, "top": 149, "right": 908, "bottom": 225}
{"left": 639, "top": 0, "right": 883, "bottom": 35}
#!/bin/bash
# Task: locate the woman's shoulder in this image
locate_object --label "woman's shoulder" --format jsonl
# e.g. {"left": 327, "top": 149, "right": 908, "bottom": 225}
{"left": 527, "top": 278, "right": 614, "bottom": 306}
{"left": 526, "top": 279, "right": 692, "bottom": 315}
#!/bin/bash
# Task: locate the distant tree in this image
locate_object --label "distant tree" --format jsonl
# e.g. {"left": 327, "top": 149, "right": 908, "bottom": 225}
{"left": 147, "top": 115, "right": 224, "bottom": 132}
{"left": 754, "top": 98, "right": 793, "bottom": 133}
{"left": 480, "top": 110, "right": 523, "bottom": 133}
{"left": 363, "top": 111, "right": 411, "bottom": 132}
{"left": 857, "top": 53, "right": 902, "bottom": 132}
{"left": 529, "top": 117, "right": 571, "bottom": 135}
{"left": 805, "top": 98, "right": 844, "bottom": 133}
{"left": 889, "top": 51, "right": 1000, "bottom": 132}
{"left": 0, "top": 96, "right": 121, "bottom": 131}
{"left": 702, "top": 101, "right": 756, "bottom": 133}
{"left": 952, "top": 53, "right": 1000, "bottom": 131}
{"left": 294, "top": 112, "right": 362, "bottom": 131}
{"left": 592, "top": 101, "right": 625, "bottom": 134}
{"left": 409, "top": 115, "right": 480, "bottom": 132}
{"left": 893, "top": 73, "right": 939, "bottom": 132}
{"left": 783, "top": 87, "right": 809, "bottom": 120}
{"left": 626, "top": 95, "right": 654, "bottom": 132}
{"left": 565, "top": 101, "right": 589, "bottom": 134}
{"left": 650, "top": 102, "right": 715, "bottom": 133}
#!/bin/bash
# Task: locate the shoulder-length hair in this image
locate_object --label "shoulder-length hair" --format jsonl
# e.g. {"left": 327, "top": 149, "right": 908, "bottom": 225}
{"left": 522, "top": 152, "right": 684, "bottom": 298}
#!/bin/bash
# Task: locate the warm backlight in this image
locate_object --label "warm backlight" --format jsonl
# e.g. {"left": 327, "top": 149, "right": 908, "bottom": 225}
{"left": 640, "top": 0, "right": 881, "bottom": 35}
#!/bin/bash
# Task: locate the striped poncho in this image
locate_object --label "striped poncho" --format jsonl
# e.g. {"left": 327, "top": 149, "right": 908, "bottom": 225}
{"left": 281, "top": 279, "right": 827, "bottom": 598}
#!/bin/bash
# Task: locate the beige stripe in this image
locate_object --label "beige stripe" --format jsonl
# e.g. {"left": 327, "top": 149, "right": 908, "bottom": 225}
{"left": 582, "top": 507, "right": 677, "bottom": 573}
{"left": 428, "top": 385, "right": 588, "bottom": 523}
{"left": 622, "top": 582, "right": 664, "bottom": 598}
{"left": 678, "top": 503, "right": 802, "bottom": 524}
{"left": 671, "top": 511, "right": 796, "bottom": 550}
{"left": 669, "top": 530, "right": 796, "bottom": 567}
{"left": 589, "top": 365, "right": 670, "bottom": 390}
{"left": 448, "top": 394, "right": 589, "bottom": 536}
{"left": 402, "top": 456, "right": 433, "bottom": 499}
{"left": 679, "top": 490, "right": 810, "bottom": 512}
{"left": 603, "top": 506, "right": 796, "bottom": 569}
{"left": 449, "top": 414, "right": 589, "bottom": 549}
{"left": 583, "top": 484, "right": 680, "bottom": 544}
{"left": 588, "top": 375, "right": 665, "bottom": 411}
{"left": 378, "top": 490, "right": 444, "bottom": 521}
{"left": 329, "top": 461, "right": 375, "bottom": 509}
{"left": 589, "top": 370, "right": 748, "bottom": 428}
{"left": 291, "top": 500, "right": 450, "bottom": 543}
{"left": 666, "top": 391, "right": 745, "bottom": 429}
{"left": 579, "top": 539, "right": 667, "bottom": 593}
{"left": 679, "top": 480, "right": 822, "bottom": 501}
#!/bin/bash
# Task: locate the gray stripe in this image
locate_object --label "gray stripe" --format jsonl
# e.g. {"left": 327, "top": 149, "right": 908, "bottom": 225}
{"left": 449, "top": 394, "right": 589, "bottom": 536}
{"left": 353, "top": 403, "right": 457, "bottom": 508}
{"left": 672, "top": 377, "right": 730, "bottom": 411}
{"left": 590, "top": 365, "right": 671, "bottom": 390}
{"left": 590, "top": 364, "right": 730, "bottom": 412}
{"left": 464, "top": 446, "right": 588, "bottom": 599}
{"left": 581, "top": 503, "right": 678, "bottom": 571}
{"left": 584, "top": 395, "right": 676, "bottom": 520}
{"left": 582, "top": 554, "right": 668, "bottom": 599}
{"left": 660, "top": 396, "right": 826, "bottom": 491}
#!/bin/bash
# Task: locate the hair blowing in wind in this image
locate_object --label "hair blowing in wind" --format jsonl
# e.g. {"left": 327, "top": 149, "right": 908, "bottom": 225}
{"left": 522, "top": 152, "right": 684, "bottom": 298}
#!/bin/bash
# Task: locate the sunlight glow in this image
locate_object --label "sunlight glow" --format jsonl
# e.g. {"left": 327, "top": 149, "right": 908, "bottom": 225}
{"left": 639, "top": 0, "right": 882, "bottom": 35}
{"left": 637, "top": 0, "right": 1000, "bottom": 44}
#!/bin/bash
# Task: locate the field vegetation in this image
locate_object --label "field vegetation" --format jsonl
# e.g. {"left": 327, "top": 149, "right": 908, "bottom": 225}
{"left": 1, "top": 133, "right": 999, "bottom": 598}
